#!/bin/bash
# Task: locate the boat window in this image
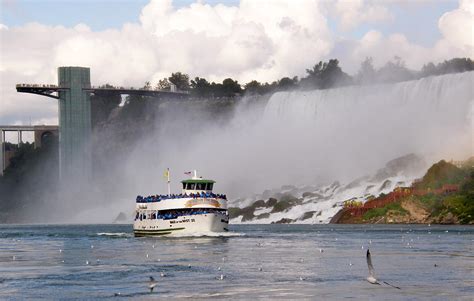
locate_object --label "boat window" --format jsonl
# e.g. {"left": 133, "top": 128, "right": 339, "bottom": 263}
{"left": 182, "top": 183, "right": 186, "bottom": 189}
{"left": 196, "top": 183, "right": 205, "bottom": 190}
{"left": 206, "top": 183, "right": 213, "bottom": 190}
{"left": 187, "top": 183, "right": 195, "bottom": 190}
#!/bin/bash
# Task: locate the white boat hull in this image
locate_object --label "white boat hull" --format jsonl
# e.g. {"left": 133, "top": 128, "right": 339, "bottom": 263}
{"left": 133, "top": 213, "right": 229, "bottom": 237}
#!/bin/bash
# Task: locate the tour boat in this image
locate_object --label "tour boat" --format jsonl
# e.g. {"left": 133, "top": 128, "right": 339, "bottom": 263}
{"left": 133, "top": 171, "right": 229, "bottom": 237}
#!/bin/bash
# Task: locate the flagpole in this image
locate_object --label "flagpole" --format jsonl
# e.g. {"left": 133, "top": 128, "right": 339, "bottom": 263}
{"left": 167, "top": 168, "right": 171, "bottom": 195}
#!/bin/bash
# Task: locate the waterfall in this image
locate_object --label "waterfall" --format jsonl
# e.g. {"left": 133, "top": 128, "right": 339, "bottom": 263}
{"left": 104, "top": 72, "right": 473, "bottom": 224}
{"left": 256, "top": 72, "right": 473, "bottom": 186}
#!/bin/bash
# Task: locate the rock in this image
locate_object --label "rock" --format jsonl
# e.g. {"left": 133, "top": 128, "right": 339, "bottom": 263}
{"left": 271, "top": 200, "right": 292, "bottom": 213}
{"left": 266, "top": 198, "right": 278, "bottom": 207}
{"left": 272, "top": 218, "right": 294, "bottom": 224}
{"left": 256, "top": 213, "right": 270, "bottom": 220}
{"left": 379, "top": 180, "right": 392, "bottom": 191}
{"left": 241, "top": 206, "right": 256, "bottom": 222}
{"left": 441, "top": 212, "right": 456, "bottom": 224}
{"left": 300, "top": 211, "right": 316, "bottom": 220}
{"left": 253, "top": 200, "right": 266, "bottom": 208}
{"left": 228, "top": 207, "right": 242, "bottom": 218}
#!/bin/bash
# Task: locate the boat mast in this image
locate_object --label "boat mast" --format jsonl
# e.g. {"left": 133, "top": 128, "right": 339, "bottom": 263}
{"left": 164, "top": 168, "right": 171, "bottom": 195}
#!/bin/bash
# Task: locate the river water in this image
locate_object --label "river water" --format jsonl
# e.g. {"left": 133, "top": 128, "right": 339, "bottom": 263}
{"left": 0, "top": 224, "right": 472, "bottom": 300}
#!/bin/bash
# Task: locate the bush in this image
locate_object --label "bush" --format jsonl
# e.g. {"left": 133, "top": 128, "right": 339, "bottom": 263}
{"left": 363, "top": 202, "right": 407, "bottom": 220}
{"left": 271, "top": 200, "right": 293, "bottom": 213}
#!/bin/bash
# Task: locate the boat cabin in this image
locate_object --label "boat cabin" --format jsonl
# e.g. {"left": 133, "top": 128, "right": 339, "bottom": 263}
{"left": 181, "top": 179, "right": 215, "bottom": 194}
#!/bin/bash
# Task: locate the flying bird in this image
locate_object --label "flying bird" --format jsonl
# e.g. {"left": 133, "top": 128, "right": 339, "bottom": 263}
{"left": 148, "top": 276, "right": 158, "bottom": 292}
{"left": 366, "top": 249, "right": 400, "bottom": 289}
{"left": 366, "top": 249, "right": 379, "bottom": 285}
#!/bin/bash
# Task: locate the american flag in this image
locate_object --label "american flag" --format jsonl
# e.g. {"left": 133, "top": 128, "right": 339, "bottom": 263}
{"left": 184, "top": 171, "right": 192, "bottom": 175}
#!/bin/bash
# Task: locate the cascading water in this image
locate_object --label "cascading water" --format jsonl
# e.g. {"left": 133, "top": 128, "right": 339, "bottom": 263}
{"left": 70, "top": 71, "right": 473, "bottom": 223}
{"left": 226, "top": 71, "right": 473, "bottom": 223}
{"left": 260, "top": 71, "right": 473, "bottom": 184}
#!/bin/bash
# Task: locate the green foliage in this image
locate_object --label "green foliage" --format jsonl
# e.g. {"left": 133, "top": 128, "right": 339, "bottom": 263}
{"left": 228, "top": 207, "right": 242, "bottom": 219}
{"left": 156, "top": 78, "right": 171, "bottom": 90}
{"left": 376, "top": 56, "right": 414, "bottom": 83}
{"left": 244, "top": 80, "right": 263, "bottom": 95}
{"left": 443, "top": 194, "right": 474, "bottom": 224}
{"left": 90, "top": 92, "right": 121, "bottom": 128}
{"left": 415, "top": 160, "right": 465, "bottom": 189}
{"left": 168, "top": 72, "right": 190, "bottom": 91}
{"left": 271, "top": 200, "right": 292, "bottom": 213}
{"left": 148, "top": 57, "right": 472, "bottom": 99}
{"left": 421, "top": 58, "right": 474, "bottom": 77}
{"left": 363, "top": 202, "right": 408, "bottom": 220}
{"left": 190, "top": 77, "right": 212, "bottom": 97}
{"left": 302, "top": 59, "right": 352, "bottom": 89}
{"left": 356, "top": 57, "right": 376, "bottom": 84}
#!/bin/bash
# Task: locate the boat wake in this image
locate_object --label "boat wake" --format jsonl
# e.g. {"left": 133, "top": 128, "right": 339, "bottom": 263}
{"left": 169, "top": 231, "right": 245, "bottom": 238}
{"left": 96, "top": 232, "right": 132, "bottom": 238}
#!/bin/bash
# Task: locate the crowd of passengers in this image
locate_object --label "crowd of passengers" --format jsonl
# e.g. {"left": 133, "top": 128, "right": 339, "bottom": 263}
{"left": 135, "top": 208, "right": 228, "bottom": 221}
{"left": 136, "top": 192, "right": 227, "bottom": 203}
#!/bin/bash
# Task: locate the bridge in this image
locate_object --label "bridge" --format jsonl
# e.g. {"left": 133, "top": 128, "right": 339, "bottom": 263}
{"left": 15, "top": 66, "right": 190, "bottom": 182}
{"left": 16, "top": 84, "right": 190, "bottom": 99}
{"left": 0, "top": 125, "right": 59, "bottom": 176}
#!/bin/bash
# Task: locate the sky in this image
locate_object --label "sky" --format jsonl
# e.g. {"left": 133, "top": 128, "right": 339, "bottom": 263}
{"left": 0, "top": 0, "right": 473, "bottom": 127}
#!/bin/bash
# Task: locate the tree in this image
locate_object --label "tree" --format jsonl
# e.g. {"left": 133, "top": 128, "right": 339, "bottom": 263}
{"left": 142, "top": 81, "right": 151, "bottom": 90}
{"left": 377, "top": 56, "right": 414, "bottom": 83}
{"left": 276, "top": 76, "right": 298, "bottom": 91}
{"left": 244, "top": 80, "right": 263, "bottom": 95}
{"left": 168, "top": 72, "right": 190, "bottom": 91}
{"left": 190, "top": 77, "right": 212, "bottom": 98}
{"left": 156, "top": 78, "right": 171, "bottom": 91}
{"left": 221, "top": 78, "right": 242, "bottom": 97}
{"left": 356, "top": 57, "right": 376, "bottom": 85}
{"left": 302, "top": 59, "right": 351, "bottom": 89}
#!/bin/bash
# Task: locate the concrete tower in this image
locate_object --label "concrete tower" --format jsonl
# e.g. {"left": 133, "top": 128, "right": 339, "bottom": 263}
{"left": 58, "top": 67, "right": 91, "bottom": 182}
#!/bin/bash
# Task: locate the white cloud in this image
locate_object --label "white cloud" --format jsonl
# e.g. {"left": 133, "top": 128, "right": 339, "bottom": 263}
{"left": 334, "top": 0, "right": 393, "bottom": 31}
{"left": 438, "top": 0, "right": 474, "bottom": 52}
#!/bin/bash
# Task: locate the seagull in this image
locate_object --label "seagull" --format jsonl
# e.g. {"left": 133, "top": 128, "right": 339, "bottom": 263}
{"left": 258, "top": 267, "right": 263, "bottom": 272}
{"left": 219, "top": 274, "right": 225, "bottom": 280}
{"left": 86, "top": 260, "right": 89, "bottom": 265}
{"left": 366, "top": 249, "right": 379, "bottom": 285}
{"left": 148, "top": 276, "right": 158, "bottom": 292}
{"left": 299, "top": 276, "right": 305, "bottom": 281}
{"left": 160, "top": 272, "right": 166, "bottom": 277}
{"left": 319, "top": 248, "right": 324, "bottom": 253}
{"left": 217, "top": 266, "right": 221, "bottom": 271}
{"left": 366, "top": 249, "right": 400, "bottom": 289}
